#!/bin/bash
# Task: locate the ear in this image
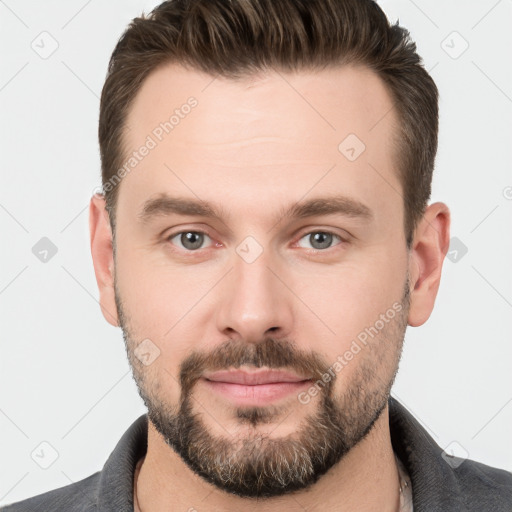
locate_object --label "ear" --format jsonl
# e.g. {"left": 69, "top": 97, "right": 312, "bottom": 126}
{"left": 89, "top": 193, "right": 119, "bottom": 327}
{"left": 407, "top": 202, "right": 451, "bottom": 327}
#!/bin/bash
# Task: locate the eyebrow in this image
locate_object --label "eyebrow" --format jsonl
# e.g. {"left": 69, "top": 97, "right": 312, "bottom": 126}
{"left": 137, "top": 193, "right": 373, "bottom": 225}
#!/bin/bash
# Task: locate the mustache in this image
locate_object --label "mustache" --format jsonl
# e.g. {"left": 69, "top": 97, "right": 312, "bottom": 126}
{"left": 179, "top": 338, "right": 333, "bottom": 398}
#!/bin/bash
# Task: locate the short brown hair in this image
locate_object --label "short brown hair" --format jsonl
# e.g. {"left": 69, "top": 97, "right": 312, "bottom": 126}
{"left": 99, "top": 0, "right": 438, "bottom": 247}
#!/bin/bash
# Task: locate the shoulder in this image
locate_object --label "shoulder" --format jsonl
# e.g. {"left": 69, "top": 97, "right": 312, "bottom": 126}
{"left": 1, "top": 414, "right": 147, "bottom": 512}
{"left": 453, "top": 457, "right": 512, "bottom": 508}
{"left": 388, "top": 397, "right": 512, "bottom": 510}
{"left": 0, "top": 472, "right": 100, "bottom": 512}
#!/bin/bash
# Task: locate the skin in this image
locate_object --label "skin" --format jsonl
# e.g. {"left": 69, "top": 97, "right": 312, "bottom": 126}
{"left": 89, "top": 62, "right": 450, "bottom": 511}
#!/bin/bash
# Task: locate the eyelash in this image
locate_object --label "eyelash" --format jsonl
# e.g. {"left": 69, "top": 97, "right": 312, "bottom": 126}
{"left": 165, "top": 229, "right": 348, "bottom": 253}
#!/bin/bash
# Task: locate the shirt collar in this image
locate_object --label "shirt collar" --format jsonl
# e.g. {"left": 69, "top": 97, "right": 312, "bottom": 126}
{"left": 96, "top": 413, "right": 147, "bottom": 511}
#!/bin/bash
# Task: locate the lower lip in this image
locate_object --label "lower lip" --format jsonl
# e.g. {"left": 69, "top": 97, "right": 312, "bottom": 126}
{"left": 201, "top": 379, "right": 312, "bottom": 406}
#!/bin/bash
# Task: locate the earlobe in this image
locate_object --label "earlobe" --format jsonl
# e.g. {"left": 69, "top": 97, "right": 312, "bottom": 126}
{"left": 407, "top": 202, "right": 451, "bottom": 327}
{"left": 89, "top": 194, "right": 119, "bottom": 327}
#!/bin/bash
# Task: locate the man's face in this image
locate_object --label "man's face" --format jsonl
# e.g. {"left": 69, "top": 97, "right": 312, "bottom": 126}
{"left": 112, "top": 63, "right": 411, "bottom": 497}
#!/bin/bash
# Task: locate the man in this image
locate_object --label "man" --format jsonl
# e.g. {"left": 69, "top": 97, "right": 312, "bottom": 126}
{"left": 2, "top": 0, "right": 511, "bottom": 510}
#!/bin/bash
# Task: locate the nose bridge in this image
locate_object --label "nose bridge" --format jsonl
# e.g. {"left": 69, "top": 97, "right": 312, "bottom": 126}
{"left": 215, "top": 240, "right": 293, "bottom": 342}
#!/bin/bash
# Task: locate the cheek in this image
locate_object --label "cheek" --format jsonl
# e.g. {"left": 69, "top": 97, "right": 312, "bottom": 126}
{"left": 115, "top": 254, "right": 200, "bottom": 405}
{"left": 290, "top": 250, "right": 406, "bottom": 361}
{"left": 116, "top": 244, "right": 184, "bottom": 329}
{"left": 114, "top": 244, "right": 219, "bottom": 363}
{"left": 298, "top": 263, "right": 405, "bottom": 336}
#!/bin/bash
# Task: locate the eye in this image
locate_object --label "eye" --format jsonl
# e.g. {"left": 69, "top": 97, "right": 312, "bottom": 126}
{"left": 167, "top": 231, "right": 213, "bottom": 251}
{"left": 296, "top": 231, "right": 344, "bottom": 251}
{"left": 166, "top": 229, "right": 346, "bottom": 253}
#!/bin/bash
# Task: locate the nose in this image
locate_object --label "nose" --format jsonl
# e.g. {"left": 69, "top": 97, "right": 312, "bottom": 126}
{"left": 215, "top": 244, "right": 294, "bottom": 344}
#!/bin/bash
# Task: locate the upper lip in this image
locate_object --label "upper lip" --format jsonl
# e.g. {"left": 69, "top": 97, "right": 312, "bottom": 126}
{"left": 203, "top": 368, "right": 311, "bottom": 385}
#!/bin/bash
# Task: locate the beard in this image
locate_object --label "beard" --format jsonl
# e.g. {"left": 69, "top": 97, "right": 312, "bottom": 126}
{"left": 115, "top": 279, "right": 410, "bottom": 498}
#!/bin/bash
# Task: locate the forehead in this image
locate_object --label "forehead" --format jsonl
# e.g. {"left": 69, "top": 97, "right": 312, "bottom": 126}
{"left": 123, "top": 62, "right": 397, "bottom": 147}
{"left": 118, "top": 62, "right": 400, "bottom": 226}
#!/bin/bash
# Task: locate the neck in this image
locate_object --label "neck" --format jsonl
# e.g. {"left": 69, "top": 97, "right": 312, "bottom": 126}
{"left": 135, "top": 404, "right": 400, "bottom": 512}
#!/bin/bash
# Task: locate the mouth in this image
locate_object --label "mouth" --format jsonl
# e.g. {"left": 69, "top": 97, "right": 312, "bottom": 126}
{"left": 201, "top": 368, "right": 313, "bottom": 406}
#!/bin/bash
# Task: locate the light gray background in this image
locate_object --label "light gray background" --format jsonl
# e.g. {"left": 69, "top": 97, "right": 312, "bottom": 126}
{"left": 1, "top": 0, "right": 511, "bottom": 506}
